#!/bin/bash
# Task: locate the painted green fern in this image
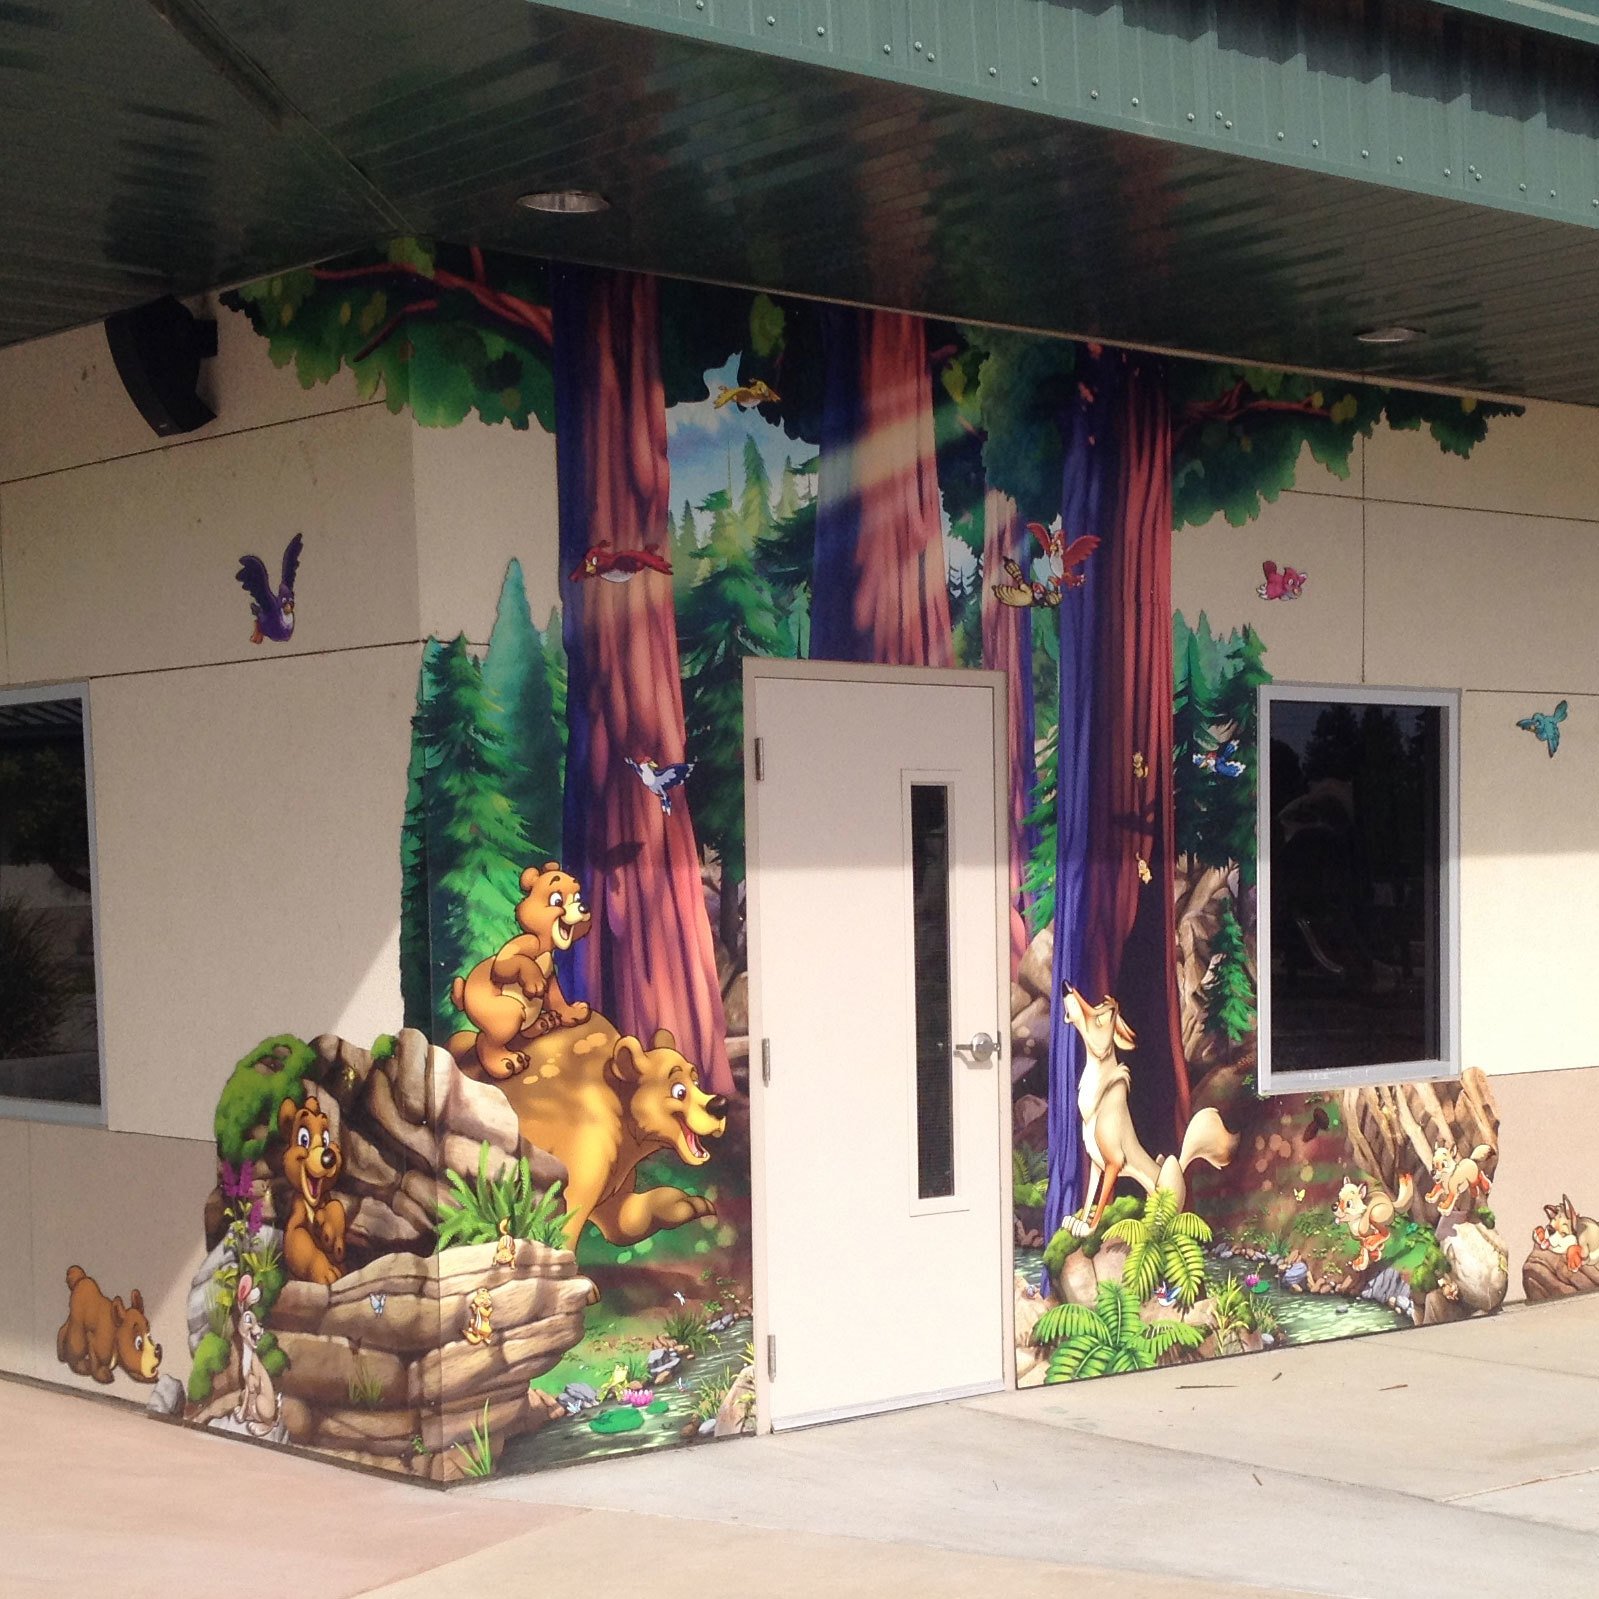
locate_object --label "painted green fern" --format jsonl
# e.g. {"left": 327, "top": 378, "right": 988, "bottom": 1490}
{"left": 1033, "top": 1280, "right": 1206, "bottom": 1381}
{"left": 1105, "top": 1189, "right": 1212, "bottom": 1308}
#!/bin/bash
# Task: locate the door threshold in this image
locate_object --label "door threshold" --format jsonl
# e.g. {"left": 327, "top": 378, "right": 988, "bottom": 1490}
{"left": 771, "top": 1378, "right": 1003, "bottom": 1433}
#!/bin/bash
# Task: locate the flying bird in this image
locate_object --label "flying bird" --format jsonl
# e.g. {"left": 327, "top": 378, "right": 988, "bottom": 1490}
{"left": 625, "top": 756, "right": 696, "bottom": 815}
{"left": 569, "top": 542, "right": 674, "bottom": 584}
{"left": 992, "top": 525, "right": 1101, "bottom": 608}
{"left": 713, "top": 378, "right": 780, "bottom": 410}
{"left": 1193, "top": 741, "right": 1246, "bottom": 779}
{"left": 236, "top": 533, "right": 303, "bottom": 644}
{"left": 1028, "top": 522, "right": 1101, "bottom": 591}
{"left": 1258, "top": 560, "right": 1308, "bottom": 601}
{"left": 1517, "top": 700, "right": 1568, "bottom": 757}
{"left": 991, "top": 558, "right": 1062, "bottom": 610}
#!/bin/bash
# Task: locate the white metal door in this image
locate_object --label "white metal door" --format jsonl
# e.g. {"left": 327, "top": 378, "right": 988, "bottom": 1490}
{"left": 747, "top": 663, "right": 1009, "bottom": 1430}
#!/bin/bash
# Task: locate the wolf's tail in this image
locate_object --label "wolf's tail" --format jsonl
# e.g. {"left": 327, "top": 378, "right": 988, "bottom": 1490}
{"left": 1395, "top": 1171, "right": 1415, "bottom": 1212}
{"left": 1180, "top": 1107, "right": 1239, "bottom": 1174}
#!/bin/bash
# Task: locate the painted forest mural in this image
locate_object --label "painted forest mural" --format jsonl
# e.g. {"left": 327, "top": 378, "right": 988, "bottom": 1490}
{"left": 171, "top": 239, "right": 1524, "bottom": 1482}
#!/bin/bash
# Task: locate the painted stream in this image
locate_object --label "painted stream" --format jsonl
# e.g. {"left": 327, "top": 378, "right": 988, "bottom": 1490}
{"left": 500, "top": 1313, "right": 755, "bottom": 1473}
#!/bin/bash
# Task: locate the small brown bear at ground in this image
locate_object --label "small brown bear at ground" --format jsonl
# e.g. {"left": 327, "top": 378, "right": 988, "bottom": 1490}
{"left": 55, "top": 1265, "right": 162, "bottom": 1385}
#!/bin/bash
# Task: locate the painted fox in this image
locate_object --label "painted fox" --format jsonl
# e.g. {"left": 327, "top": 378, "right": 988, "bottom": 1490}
{"left": 1532, "top": 1196, "right": 1599, "bottom": 1271}
{"left": 1425, "top": 1141, "right": 1492, "bottom": 1215}
{"left": 1332, "top": 1172, "right": 1416, "bottom": 1271}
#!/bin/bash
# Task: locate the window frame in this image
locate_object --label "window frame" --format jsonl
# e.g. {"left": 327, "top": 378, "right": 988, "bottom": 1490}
{"left": 0, "top": 681, "right": 107, "bottom": 1126}
{"left": 1256, "top": 681, "right": 1461, "bottom": 1097}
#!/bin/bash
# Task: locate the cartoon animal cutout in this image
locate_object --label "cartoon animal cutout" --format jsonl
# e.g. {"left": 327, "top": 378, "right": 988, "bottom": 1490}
{"left": 569, "top": 542, "right": 674, "bottom": 584}
{"left": 235, "top": 533, "right": 303, "bottom": 644}
{"left": 1517, "top": 699, "right": 1567, "bottom": 757}
{"left": 494, "top": 1218, "right": 516, "bottom": 1267}
{"left": 55, "top": 1266, "right": 161, "bottom": 1385}
{"left": 992, "top": 522, "right": 1101, "bottom": 609}
{"left": 448, "top": 863, "right": 594, "bottom": 1081}
{"left": 1425, "top": 1141, "right": 1493, "bottom": 1215}
{"left": 625, "top": 756, "right": 696, "bottom": 816}
{"left": 1059, "top": 987, "right": 1238, "bottom": 1237}
{"left": 713, "top": 378, "right": 780, "bottom": 409}
{"left": 1532, "top": 1196, "right": 1599, "bottom": 1270}
{"left": 1132, "top": 752, "right": 1149, "bottom": 780}
{"left": 495, "top": 1013, "right": 728, "bottom": 1252}
{"left": 278, "top": 1095, "right": 346, "bottom": 1285}
{"left": 1331, "top": 1172, "right": 1415, "bottom": 1271}
{"left": 1258, "top": 560, "right": 1308, "bottom": 601}
{"left": 1193, "top": 741, "right": 1246, "bottom": 778}
{"left": 462, "top": 1287, "right": 495, "bottom": 1346}
{"left": 232, "top": 1271, "right": 280, "bottom": 1436}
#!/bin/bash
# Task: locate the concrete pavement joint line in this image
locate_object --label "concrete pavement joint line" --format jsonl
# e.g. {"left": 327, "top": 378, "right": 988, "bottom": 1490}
{"left": 1446, "top": 1464, "right": 1599, "bottom": 1504}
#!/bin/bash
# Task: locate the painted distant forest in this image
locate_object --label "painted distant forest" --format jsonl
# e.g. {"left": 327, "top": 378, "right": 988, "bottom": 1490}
{"left": 219, "top": 240, "right": 1523, "bottom": 1471}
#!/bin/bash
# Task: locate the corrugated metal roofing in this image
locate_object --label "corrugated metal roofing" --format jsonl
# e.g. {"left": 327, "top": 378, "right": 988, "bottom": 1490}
{"left": 5, "top": 0, "right": 1599, "bottom": 403}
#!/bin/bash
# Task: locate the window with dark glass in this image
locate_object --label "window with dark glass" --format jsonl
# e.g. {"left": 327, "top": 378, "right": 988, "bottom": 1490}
{"left": 1260, "top": 689, "right": 1454, "bottom": 1089}
{"left": 910, "top": 784, "right": 955, "bottom": 1198}
{"left": 0, "top": 690, "right": 101, "bottom": 1109}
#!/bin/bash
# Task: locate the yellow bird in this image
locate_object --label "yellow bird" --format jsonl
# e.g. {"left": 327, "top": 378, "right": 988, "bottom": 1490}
{"left": 714, "top": 378, "right": 780, "bottom": 409}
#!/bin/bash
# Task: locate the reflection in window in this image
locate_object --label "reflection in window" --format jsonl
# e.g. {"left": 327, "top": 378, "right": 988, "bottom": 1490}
{"left": 910, "top": 784, "right": 954, "bottom": 1199}
{"left": 0, "top": 691, "right": 100, "bottom": 1107}
{"left": 1265, "top": 695, "right": 1445, "bottom": 1081}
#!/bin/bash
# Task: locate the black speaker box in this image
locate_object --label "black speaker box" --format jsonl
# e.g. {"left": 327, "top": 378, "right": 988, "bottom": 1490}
{"left": 103, "top": 296, "right": 218, "bottom": 437}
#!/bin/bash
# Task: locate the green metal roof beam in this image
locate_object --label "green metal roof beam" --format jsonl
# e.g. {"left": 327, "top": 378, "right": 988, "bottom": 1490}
{"left": 531, "top": 0, "right": 1599, "bottom": 233}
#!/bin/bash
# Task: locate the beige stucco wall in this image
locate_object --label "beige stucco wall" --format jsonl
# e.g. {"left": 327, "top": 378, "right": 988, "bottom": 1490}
{"left": 0, "top": 298, "right": 565, "bottom": 1394}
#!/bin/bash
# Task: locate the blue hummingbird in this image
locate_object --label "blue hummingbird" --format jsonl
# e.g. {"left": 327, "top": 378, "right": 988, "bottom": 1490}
{"left": 1517, "top": 700, "right": 1567, "bottom": 757}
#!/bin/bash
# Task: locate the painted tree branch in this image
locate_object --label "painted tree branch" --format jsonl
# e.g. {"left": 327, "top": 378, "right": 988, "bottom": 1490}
{"left": 312, "top": 259, "right": 555, "bottom": 349}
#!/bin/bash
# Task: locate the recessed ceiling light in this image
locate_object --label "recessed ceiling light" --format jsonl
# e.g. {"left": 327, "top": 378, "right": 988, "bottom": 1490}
{"left": 1354, "top": 325, "right": 1424, "bottom": 345}
{"left": 515, "top": 189, "right": 610, "bottom": 215}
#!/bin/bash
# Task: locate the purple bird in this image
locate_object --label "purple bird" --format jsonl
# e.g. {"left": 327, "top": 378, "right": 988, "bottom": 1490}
{"left": 236, "top": 533, "right": 303, "bottom": 644}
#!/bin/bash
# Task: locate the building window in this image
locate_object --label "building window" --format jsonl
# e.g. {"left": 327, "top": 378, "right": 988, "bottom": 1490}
{"left": 1257, "top": 684, "right": 1458, "bottom": 1095}
{"left": 0, "top": 686, "right": 103, "bottom": 1117}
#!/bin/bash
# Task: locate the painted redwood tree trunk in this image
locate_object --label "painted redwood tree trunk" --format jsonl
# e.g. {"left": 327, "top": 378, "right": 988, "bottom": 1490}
{"left": 1081, "top": 351, "right": 1191, "bottom": 1138}
{"left": 553, "top": 265, "right": 732, "bottom": 1095}
{"left": 810, "top": 307, "right": 954, "bottom": 665}
{"left": 979, "top": 486, "right": 1036, "bottom": 977}
{"left": 1043, "top": 348, "right": 1119, "bottom": 1241}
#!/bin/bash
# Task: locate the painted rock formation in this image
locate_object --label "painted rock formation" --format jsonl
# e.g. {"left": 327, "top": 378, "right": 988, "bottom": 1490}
{"left": 1522, "top": 1248, "right": 1599, "bottom": 1301}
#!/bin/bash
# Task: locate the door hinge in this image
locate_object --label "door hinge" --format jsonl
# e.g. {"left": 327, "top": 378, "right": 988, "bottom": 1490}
{"left": 753, "top": 736, "right": 765, "bottom": 780}
{"left": 760, "top": 1038, "right": 772, "bottom": 1085}
{"left": 767, "top": 1333, "right": 777, "bottom": 1382}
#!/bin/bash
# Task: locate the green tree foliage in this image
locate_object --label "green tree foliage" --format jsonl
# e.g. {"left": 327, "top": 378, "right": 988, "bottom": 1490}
{"left": 968, "top": 327, "right": 1078, "bottom": 521}
{"left": 1173, "top": 612, "right": 1271, "bottom": 886}
{"left": 223, "top": 239, "right": 557, "bottom": 431}
{"left": 1032, "top": 1279, "right": 1206, "bottom": 1381}
{"left": 0, "top": 742, "right": 90, "bottom": 892}
{"left": 414, "top": 637, "right": 536, "bottom": 1036}
{"left": 753, "top": 458, "right": 817, "bottom": 659}
{"left": 0, "top": 899, "right": 74, "bottom": 1057}
{"left": 680, "top": 484, "right": 785, "bottom": 946}
{"left": 1202, "top": 898, "right": 1256, "bottom": 1049}
{"left": 481, "top": 559, "right": 564, "bottom": 861}
{"left": 1105, "top": 1188, "right": 1213, "bottom": 1308}
{"left": 1022, "top": 721, "right": 1059, "bottom": 936}
{"left": 399, "top": 642, "right": 439, "bottom": 1033}
{"left": 1170, "top": 364, "right": 1522, "bottom": 530}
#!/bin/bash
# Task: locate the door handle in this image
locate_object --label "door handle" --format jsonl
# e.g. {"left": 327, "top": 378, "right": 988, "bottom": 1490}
{"left": 956, "top": 1031, "right": 999, "bottom": 1066}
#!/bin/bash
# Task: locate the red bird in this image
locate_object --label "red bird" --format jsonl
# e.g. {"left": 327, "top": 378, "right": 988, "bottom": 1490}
{"left": 1258, "top": 560, "right": 1308, "bottom": 601}
{"left": 569, "top": 542, "right": 674, "bottom": 584}
{"left": 1028, "top": 521, "right": 1101, "bottom": 590}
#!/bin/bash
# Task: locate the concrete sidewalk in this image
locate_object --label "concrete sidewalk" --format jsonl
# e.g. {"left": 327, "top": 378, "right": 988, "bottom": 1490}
{"left": 8, "top": 1296, "right": 1599, "bottom": 1597}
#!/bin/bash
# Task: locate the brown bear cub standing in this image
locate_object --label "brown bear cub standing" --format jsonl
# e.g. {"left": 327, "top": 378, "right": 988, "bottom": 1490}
{"left": 449, "top": 863, "right": 593, "bottom": 1081}
{"left": 56, "top": 1266, "right": 162, "bottom": 1384}
{"left": 279, "top": 1094, "right": 346, "bottom": 1285}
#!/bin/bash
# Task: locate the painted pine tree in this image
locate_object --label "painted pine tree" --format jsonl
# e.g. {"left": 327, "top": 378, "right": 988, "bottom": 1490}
{"left": 1202, "top": 898, "right": 1256, "bottom": 1050}
{"left": 481, "top": 558, "right": 564, "bottom": 863}
{"left": 414, "top": 636, "right": 536, "bottom": 1037}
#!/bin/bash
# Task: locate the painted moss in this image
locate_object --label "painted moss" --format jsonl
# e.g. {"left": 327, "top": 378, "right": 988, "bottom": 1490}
{"left": 213, "top": 1035, "right": 319, "bottom": 1163}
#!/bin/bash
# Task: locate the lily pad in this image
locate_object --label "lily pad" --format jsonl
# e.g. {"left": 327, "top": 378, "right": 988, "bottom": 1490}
{"left": 590, "top": 1406, "right": 645, "bottom": 1435}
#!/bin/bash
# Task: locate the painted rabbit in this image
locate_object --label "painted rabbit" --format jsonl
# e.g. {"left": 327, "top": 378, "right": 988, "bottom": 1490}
{"left": 232, "top": 1271, "right": 279, "bottom": 1437}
